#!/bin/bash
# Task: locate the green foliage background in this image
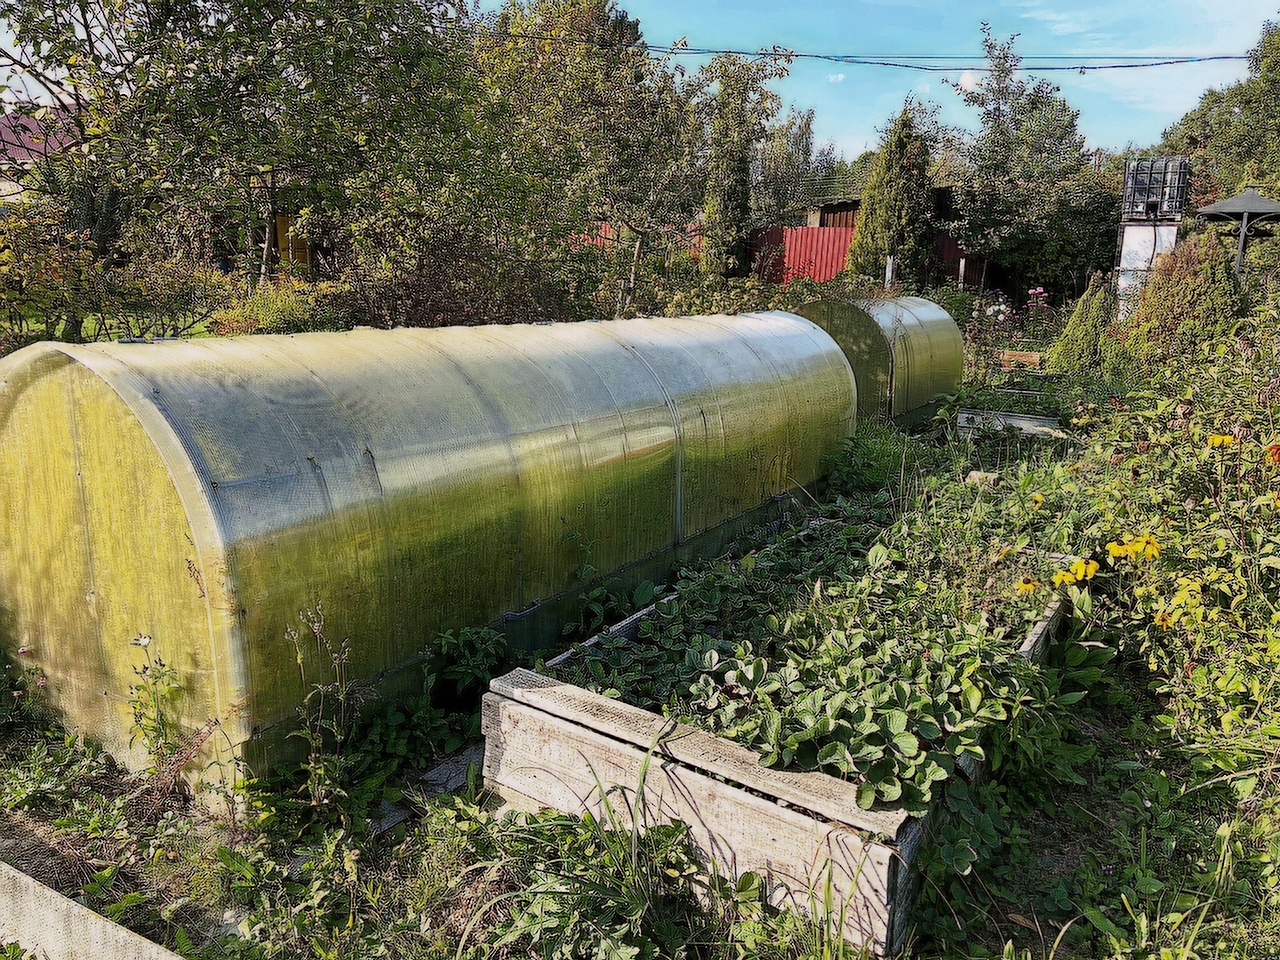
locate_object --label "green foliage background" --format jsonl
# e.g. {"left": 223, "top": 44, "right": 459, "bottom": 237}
{"left": 1104, "top": 232, "right": 1243, "bottom": 379}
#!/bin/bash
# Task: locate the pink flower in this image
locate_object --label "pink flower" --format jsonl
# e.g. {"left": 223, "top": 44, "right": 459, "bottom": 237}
{"left": 35, "top": 675, "right": 46, "bottom": 688}
{"left": 16, "top": 646, "right": 31, "bottom": 656}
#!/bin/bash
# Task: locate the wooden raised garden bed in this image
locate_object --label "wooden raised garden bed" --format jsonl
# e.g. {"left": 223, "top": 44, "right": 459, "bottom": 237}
{"left": 482, "top": 596, "right": 1067, "bottom": 956}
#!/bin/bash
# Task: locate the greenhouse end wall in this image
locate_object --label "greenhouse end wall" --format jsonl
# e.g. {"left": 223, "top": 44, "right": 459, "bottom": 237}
{"left": 797, "top": 297, "right": 963, "bottom": 419}
{"left": 0, "top": 312, "right": 856, "bottom": 783}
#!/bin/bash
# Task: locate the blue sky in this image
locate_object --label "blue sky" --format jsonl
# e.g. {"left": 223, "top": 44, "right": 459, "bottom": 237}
{"left": 613, "top": 0, "right": 1280, "bottom": 156}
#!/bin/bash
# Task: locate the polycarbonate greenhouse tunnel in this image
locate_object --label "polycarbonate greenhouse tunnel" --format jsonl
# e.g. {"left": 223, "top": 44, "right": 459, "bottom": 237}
{"left": 0, "top": 301, "right": 961, "bottom": 787}
{"left": 796, "top": 297, "right": 963, "bottom": 420}
{"left": 0, "top": 311, "right": 863, "bottom": 786}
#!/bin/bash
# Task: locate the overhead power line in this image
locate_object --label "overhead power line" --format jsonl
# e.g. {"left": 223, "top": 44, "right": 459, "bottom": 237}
{"left": 782, "top": 53, "right": 1247, "bottom": 72}
{"left": 481, "top": 28, "right": 1248, "bottom": 73}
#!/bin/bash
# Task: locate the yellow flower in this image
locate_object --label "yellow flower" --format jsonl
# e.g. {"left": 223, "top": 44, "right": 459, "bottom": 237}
{"left": 1014, "top": 576, "right": 1041, "bottom": 596}
{"left": 1133, "top": 534, "right": 1161, "bottom": 560}
{"left": 1029, "top": 493, "right": 1044, "bottom": 508}
{"left": 1207, "top": 434, "right": 1237, "bottom": 448}
{"left": 1154, "top": 610, "right": 1175, "bottom": 631}
{"left": 1266, "top": 443, "right": 1280, "bottom": 467}
{"left": 1052, "top": 569, "right": 1077, "bottom": 587}
{"left": 1069, "top": 558, "right": 1099, "bottom": 581}
{"left": 1106, "top": 540, "right": 1129, "bottom": 560}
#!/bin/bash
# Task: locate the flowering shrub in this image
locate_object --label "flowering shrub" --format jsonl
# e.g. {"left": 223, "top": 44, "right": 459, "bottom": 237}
{"left": 1073, "top": 312, "right": 1280, "bottom": 745}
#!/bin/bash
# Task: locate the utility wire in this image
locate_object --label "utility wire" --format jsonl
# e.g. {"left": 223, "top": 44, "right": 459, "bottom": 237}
{"left": 479, "top": 28, "right": 1248, "bottom": 73}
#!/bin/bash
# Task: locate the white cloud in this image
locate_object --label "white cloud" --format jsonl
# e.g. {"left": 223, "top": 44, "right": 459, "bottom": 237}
{"left": 828, "top": 72, "right": 845, "bottom": 83}
{"left": 1017, "top": 4, "right": 1091, "bottom": 36}
{"left": 1062, "top": 59, "right": 1255, "bottom": 146}
{"left": 957, "top": 70, "right": 980, "bottom": 91}
{"left": 915, "top": 81, "right": 932, "bottom": 94}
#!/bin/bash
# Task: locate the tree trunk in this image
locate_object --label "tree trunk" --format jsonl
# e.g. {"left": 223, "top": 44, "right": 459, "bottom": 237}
{"left": 623, "top": 233, "right": 643, "bottom": 316}
{"left": 244, "top": 212, "right": 257, "bottom": 291}
{"left": 259, "top": 201, "right": 275, "bottom": 286}
{"left": 62, "top": 314, "right": 84, "bottom": 343}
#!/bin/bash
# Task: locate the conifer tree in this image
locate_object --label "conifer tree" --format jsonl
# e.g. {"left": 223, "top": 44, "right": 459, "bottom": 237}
{"left": 700, "top": 55, "right": 786, "bottom": 277}
{"left": 846, "top": 106, "right": 935, "bottom": 286}
{"left": 1101, "top": 233, "right": 1242, "bottom": 379}
{"left": 1046, "top": 272, "right": 1116, "bottom": 374}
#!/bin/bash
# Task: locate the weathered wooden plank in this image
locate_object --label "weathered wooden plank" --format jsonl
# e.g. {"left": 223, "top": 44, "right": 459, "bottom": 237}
{"left": 482, "top": 693, "right": 899, "bottom": 954}
{"left": 489, "top": 668, "right": 908, "bottom": 839}
{"left": 1018, "top": 595, "right": 1065, "bottom": 661}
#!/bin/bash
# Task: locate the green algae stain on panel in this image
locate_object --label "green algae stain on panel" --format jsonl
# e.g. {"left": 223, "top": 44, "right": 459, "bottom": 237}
{"left": 0, "top": 354, "right": 223, "bottom": 776}
{"left": 0, "top": 354, "right": 105, "bottom": 737}
{"left": 0, "top": 312, "right": 871, "bottom": 783}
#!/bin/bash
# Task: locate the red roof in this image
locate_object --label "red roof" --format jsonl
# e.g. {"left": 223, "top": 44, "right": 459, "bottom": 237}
{"left": 0, "top": 106, "right": 78, "bottom": 167}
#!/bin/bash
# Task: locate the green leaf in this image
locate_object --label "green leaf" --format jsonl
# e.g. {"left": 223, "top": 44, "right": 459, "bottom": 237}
{"left": 1082, "top": 906, "right": 1124, "bottom": 938}
{"left": 916, "top": 718, "right": 942, "bottom": 741}
{"left": 735, "top": 871, "right": 763, "bottom": 901}
{"left": 1233, "top": 774, "right": 1259, "bottom": 801}
{"left": 216, "top": 846, "right": 256, "bottom": 881}
{"left": 856, "top": 780, "right": 878, "bottom": 809}
{"left": 884, "top": 709, "right": 908, "bottom": 735}
{"left": 892, "top": 732, "right": 920, "bottom": 757}
{"left": 877, "top": 777, "right": 903, "bottom": 802}
{"left": 633, "top": 579, "right": 656, "bottom": 606}
{"left": 818, "top": 741, "right": 850, "bottom": 772}
{"left": 1072, "top": 585, "right": 1094, "bottom": 617}
{"left": 1134, "top": 875, "right": 1164, "bottom": 895}
{"left": 103, "top": 891, "right": 147, "bottom": 921}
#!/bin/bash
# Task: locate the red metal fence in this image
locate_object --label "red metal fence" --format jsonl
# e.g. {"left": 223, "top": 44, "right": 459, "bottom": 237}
{"left": 583, "top": 221, "right": 978, "bottom": 288}
{"left": 750, "top": 225, "right": 980, "bottom": 287}
{"left": 750, "top": 226, "right": 855, "bottom": 284}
